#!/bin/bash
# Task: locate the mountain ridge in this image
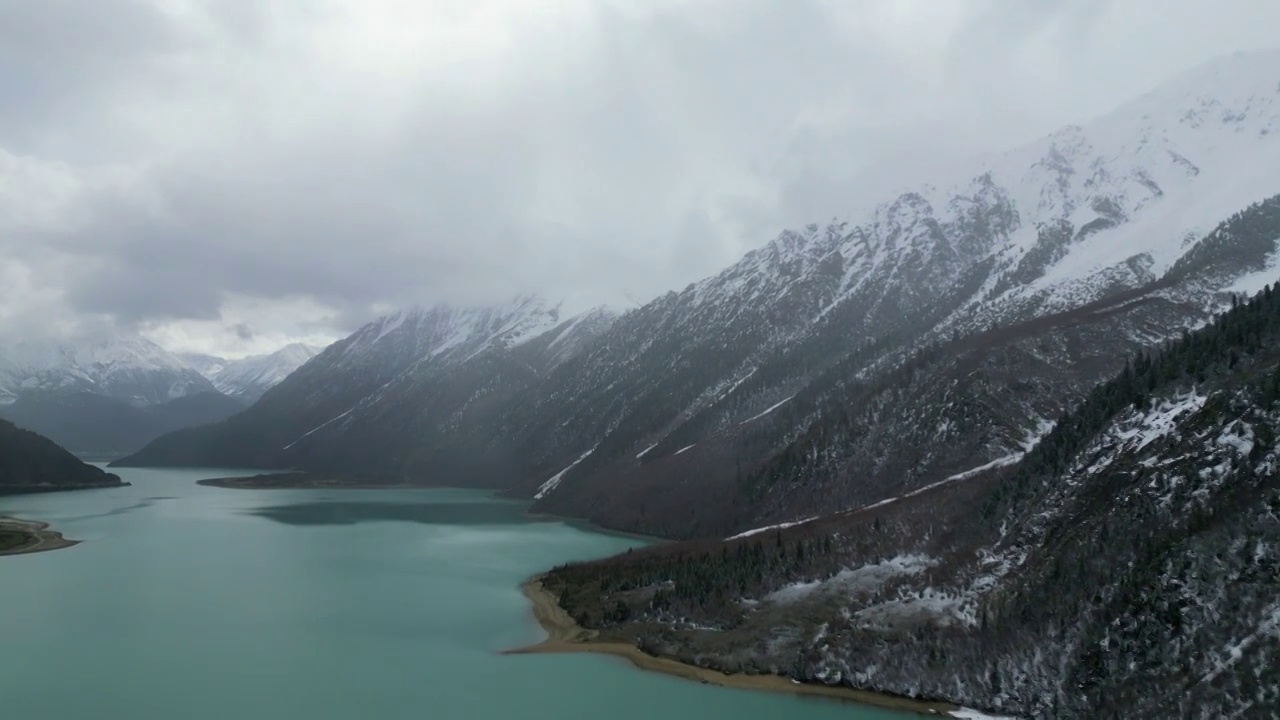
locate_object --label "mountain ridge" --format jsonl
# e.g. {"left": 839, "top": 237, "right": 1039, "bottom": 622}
{"left": 0, "top": 418, "right": 127, "bottom": 495}
{"left": 185, "top": 343, "right": 325, "bottom": 403}
{"left": 117, "top": 51, "right": 1280, "bottom": 542}
{"left": 0, "top": 335, "right": 217, "bottom": 407}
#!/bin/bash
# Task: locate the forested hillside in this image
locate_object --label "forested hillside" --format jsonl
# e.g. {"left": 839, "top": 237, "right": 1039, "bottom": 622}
{"left": 544, "top": 284, "right": 1280, "bottom": 719}
{"left": 0, "top": 420, "right": 127, "bottom": 494}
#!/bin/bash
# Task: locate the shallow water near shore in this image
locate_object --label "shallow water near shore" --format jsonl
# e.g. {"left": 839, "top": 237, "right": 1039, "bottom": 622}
{"left": 0, "top": 466, "right": 914, "bottom": 719}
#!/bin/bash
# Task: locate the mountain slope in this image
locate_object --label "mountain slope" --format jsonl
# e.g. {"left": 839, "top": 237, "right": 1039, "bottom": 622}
{"left": 511, "top": 50, "right": 1280, "bottom": 534}
{"left": 0, "top": 419, "right": 126, "bottom": 494}
{"left": 119, "top": 51, "right": 1280, "bottom": 542}
{"left": 542, "top": 283, "right": 1280, "bottom": 719}
{"left": 114, "top": 297, "right": 613, "bottom": 472}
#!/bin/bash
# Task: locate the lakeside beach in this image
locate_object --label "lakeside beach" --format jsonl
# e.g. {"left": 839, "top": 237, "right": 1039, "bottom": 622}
{"left": 504, "top": 577, "right": 959, "bottom": 717}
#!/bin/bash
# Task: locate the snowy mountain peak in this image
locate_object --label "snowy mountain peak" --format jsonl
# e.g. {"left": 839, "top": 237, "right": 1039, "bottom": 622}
{"left": 543, "top": 305, "right": 620, "bottom": 367}
{"left": 0, "top": 335, "right": 216, "bottom": 406}
{"left": 271, "top": 343, "right": 324, "bottom": 366}
{"left": 341, "top": 294, "right": 564, "bottom": 364}
{"left": 178, "top": 353, "right": 229, "bottom": 379}
{"left": 1132, "top": 49, "right": 1280, "bottom": 128}
{"left": 196, "top": 343, "right": 325, "bottom": 404}
{"left": 778, "top": 48, "right": 1280, "bottom": 336}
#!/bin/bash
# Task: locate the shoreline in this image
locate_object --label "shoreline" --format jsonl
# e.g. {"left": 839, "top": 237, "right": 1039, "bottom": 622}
{"left": 503, "top": 577, "right": 959, "bottom": 717}
{"left": 0, "top": 481, "right": 130, "bottom": 497}
{"left": 0, "top": 516, "right": 78, "bottom": 556}
{"left": 524, "top": 510, "right": 669, "bottom": 544}
{"left": 197, "top": 473, "right": 451, "bottom": 490}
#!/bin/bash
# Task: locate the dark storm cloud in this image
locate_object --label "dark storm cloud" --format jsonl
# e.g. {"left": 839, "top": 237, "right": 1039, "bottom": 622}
{"left": 2, "top": 0, "right": 1279, "bottom": 354}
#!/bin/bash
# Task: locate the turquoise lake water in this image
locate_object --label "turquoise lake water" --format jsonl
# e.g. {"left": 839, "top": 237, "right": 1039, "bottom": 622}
{"left": 0, "top": 466, "right": 914, "bottom": 719}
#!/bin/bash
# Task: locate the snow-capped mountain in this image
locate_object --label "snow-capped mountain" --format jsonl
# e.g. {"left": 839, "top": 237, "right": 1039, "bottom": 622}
{"left": 177, "top": 353, "right": 229, "bottom": 379}
{"left": 116, "top": 296, "right": 617, "bottom": 470}
{"left": 187, "top": 343, "right": 324, "bottom": 404}
{"left": 851, "top": 48, "right": 1280, "bottom": 331}
{"left": 0, "top": 335, "right": 218, "bottom": 407}
{"left": 690, "top": 48, "right": 1280, "bottom": 353}
{"left": 120, "top": 51, "right": 1280, "bottom": 539}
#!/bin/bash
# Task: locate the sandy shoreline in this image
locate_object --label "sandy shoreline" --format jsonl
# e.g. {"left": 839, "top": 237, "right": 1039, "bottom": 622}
{"left": 0, "top": 516, "right": 78, "bottom": 556}
{"left": 503, "top": 577, "right": 959, "bottom": 717}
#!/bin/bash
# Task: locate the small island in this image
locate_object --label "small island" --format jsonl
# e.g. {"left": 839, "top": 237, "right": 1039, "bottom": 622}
{"left": 198, "top": 472, "right": 429, "bottom": 490}
{"left": 0, "top": 516, "right": 77, "bottom": 556}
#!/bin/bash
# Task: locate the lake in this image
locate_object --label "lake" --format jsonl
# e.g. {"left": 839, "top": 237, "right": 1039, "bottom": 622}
{"left": 0, "top": 466, "right": 914, "bottom": 719}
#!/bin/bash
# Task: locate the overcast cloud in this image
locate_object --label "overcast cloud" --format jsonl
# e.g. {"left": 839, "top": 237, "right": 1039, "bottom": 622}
{"left": 1, "top": 0, "right": 1278, "bottom": 356}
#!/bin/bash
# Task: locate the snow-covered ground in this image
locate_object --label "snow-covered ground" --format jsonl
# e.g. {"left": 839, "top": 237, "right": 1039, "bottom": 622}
{"left": 742, "top": 396, "right": 794, "bottom": 424}
{"left": 535, "top": 446, "right": 597, "bottom": 500}
{"left": 726, "top": 516, "right": 818, "bottom": 541}
{"left": 950, "top": 709, "right": 1021, "bottom": 720}
{"left": 282, "top": 408, "right": 357, "bottom": 450}
{"left": 763, "top": 554, "right": 934, "bottom": 604}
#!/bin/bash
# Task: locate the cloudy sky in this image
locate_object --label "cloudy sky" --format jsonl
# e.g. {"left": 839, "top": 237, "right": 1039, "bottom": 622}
{"left": 2, "top": 0, "right": 1277, "bottom": 357}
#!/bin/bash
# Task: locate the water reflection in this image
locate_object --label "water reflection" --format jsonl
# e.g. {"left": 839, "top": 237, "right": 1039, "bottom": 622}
{"left": 249, "top": 501, "right": 536, "bottom": 526}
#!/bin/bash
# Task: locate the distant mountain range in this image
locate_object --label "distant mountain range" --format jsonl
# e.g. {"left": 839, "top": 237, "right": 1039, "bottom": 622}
{"left": 114, "top": 296, "right": 618, "bottom": 471}
{"left": 180, "top": 343, "right": 323, "bottom": 403}
{"left": 0, "top": 336, "right": 324, "bottom": 458}
{"left": 0, "top": 335, "right": 216, "bottom": 407}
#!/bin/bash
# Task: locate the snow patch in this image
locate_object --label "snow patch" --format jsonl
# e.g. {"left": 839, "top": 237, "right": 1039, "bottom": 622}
{"left": 534, "top": 446, "right": 596, "bottom": 500}
{"left": 853, "top": 451, "right": 1027, "bottom": 515}
{"left": 742, "top": 396, "right": 794, "bottom": 424}
{"left": 282, "top": 408, "right": 356, "bottom": 450}
{"left": 950, "top": 709, "right": 1021, "bottom": 720}
{"left": 717, "top": 368, "right": 757, "bottom": 400}
{"left": 764, "top": 554, "right": 935, "bottom": 604}
{"left": 1200, "top": 603, "right": 1280, "bottom": 686}
{"left": 853, "top": 586, "right": 975, "bottom": 629}
{"left": 372, "top": 312, "right": 408, "bottom": 344}
{"left": 726, "top": 517, "right": 818, "bottom": 541}
{"left": 1082, "top": 393, "right": 1210, "bottom": 478}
